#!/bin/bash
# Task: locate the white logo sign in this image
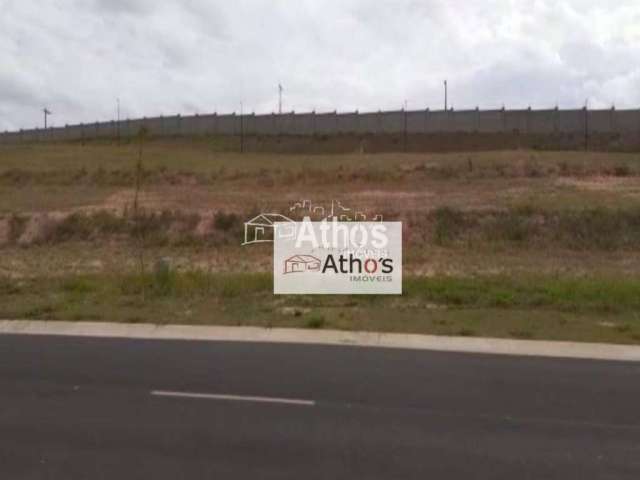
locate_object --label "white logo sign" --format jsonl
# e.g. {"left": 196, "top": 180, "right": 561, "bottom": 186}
{"left": 274, "top": 220, "right": 402, "bottom": 294}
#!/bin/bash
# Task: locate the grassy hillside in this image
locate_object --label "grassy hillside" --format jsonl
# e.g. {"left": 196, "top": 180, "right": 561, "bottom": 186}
{"left": 1, "top": 140, "right": 639, "bottom": 342}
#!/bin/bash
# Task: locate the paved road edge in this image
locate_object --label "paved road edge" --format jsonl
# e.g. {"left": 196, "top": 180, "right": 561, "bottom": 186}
{"left": 1, "top": 319, "right": 640, "bottom": 362}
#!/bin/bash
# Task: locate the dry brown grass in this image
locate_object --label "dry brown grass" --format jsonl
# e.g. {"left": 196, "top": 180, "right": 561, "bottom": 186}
{"left": 0, "top": 141, "right": 639, "bottom": 281}
{"left": 1, "top": 142, "right": 639, "bottom": 215}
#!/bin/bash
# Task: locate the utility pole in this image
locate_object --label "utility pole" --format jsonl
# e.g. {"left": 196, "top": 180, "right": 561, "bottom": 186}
{"left": 43, "top": 108, "right": 52, "bottom": 129}
{"left": 278, "top": 84, "right": 283, "bottom": 115}
{"left": 444, "top": 80, "right": 448, "bottom": 111}
{"left": 240, "top": 101, "right": 244, "bottom": 153}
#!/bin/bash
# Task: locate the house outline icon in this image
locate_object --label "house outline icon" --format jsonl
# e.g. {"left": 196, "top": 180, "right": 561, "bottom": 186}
{"left": 242, "top": 213, "right": 296, "bottom": 245}
{"left": 283, "top": 255, "right": 322, "bottom": 274}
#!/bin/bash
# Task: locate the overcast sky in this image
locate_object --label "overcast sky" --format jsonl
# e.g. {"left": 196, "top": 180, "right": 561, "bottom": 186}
{"left": 1, "top": 0, "right": 639, "bottom": 131}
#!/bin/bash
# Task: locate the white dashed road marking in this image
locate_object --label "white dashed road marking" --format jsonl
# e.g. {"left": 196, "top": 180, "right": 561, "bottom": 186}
{"left": 150, "top": 390, "right": 316, "bottom": 406}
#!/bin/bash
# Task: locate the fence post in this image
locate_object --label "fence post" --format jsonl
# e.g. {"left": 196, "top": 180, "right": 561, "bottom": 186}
{"left": 610, "top": 105, "right": 615, "bottom": 133}
{"left": 403, "top": 108, "right": 407, "bottom": 151}
{"left": 584, "top": 106, "right": 588, "bottom": 151}
{"left": 501, "top": 106, "right": 507, "bottom": 133}
{"left": 194, "top": 113, "right": 201, "bottom": 136}
{"left": 638, "top": 108, "right": 640, "bottom": 148}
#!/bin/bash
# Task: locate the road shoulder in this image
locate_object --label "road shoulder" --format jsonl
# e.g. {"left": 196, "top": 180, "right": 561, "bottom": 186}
{"left": 2, "top": 319, "right": 640, "bottom": 362}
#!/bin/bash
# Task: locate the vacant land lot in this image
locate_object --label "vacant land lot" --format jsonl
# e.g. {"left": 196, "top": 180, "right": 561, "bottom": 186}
{"left": 1, "top": 139, "right": 639, "bottom": 343}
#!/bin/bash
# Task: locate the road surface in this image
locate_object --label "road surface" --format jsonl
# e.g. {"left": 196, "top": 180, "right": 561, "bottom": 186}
{"left": 1, "top": 334, "right": 639, "bottom": 479}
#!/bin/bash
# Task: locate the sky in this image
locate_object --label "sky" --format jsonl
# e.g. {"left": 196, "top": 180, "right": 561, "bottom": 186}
{"left": 1, "top": 0, "right": 639, "bottom": 131}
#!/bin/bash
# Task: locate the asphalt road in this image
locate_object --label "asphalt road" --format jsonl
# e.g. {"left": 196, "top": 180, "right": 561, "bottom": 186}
{"left": 1, "top": 334, "right": 639, "bottom": 479}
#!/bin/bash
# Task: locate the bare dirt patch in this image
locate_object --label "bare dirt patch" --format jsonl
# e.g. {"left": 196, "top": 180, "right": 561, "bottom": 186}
{"left": 555, "top": 176, "right": 635, "bottom": 192}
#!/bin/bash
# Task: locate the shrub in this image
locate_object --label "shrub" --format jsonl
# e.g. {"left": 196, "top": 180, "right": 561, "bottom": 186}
{"left": 0, "top": 168, "right": 31, "bottom": 186}
{"left": 433, "top": 207, "right": 466, "bottom": 246}
{"left": 61, "top": 277, "right": 95, "bottom": 294}
{"left": 53, "top": 212, "right": 94, "bottom": 241}
{"left": 486, "top": 212, "right": 534, "bottom": 243}
{"left": 553, "top": 208, "right": 640, "bottom": 250}
{"left": 523, "top": 160, "right": 543, "bottom": 177}
{"left": 214, "top": 211, "right": 239, "bottom": 231}
{"left": 47, "top": 211, "right": 128, "bottom": 243}
{"left": 457, "top": 328, "right": 475, "bottom": 337}
{"left": 152, "top": 259, "right": 175, "bottom": 296}
{"left": 613, "top": 165, "right": 631, "bottom": 177}
{"left": 8, "top": 213, "right": 28, "bottom": 243}
{"left": 92, "top": 210, "right": 127, "bottom": 234}
{"left": 306, "top": 314, "right": 326, "bottom": 329}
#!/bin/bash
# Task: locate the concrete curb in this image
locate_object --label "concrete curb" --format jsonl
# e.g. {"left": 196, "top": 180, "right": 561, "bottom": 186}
{"left": 1, "top": 319, "right": 640, "bottom": 362}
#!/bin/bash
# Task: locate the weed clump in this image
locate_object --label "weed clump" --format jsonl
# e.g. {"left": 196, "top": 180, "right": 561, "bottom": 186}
{"left": 214, "top": 211, "right": 239, "bottom": 231}
{"left": 306, "top": 313, "right": 326, "bottom": 329}
{"left": 433, "top": 207, "right": 467, "bottom": 246}
{"left": 8, "top": 213, "right": 28, "bottom": 242}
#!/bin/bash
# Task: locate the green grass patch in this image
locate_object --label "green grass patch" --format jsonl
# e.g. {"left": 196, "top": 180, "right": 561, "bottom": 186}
{"left": 1, "top": 272, "right": 640, "bottom": 344}
{"left": 404, "top": 276, "right": 640, "bottom": 313}
{"left": 429, "top": 206, "right": 640, "bottom": 250}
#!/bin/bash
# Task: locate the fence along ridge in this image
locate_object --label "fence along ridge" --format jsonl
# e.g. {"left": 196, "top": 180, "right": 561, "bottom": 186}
{"left": 1, "top": 106, "right": 639, "bottom": 142}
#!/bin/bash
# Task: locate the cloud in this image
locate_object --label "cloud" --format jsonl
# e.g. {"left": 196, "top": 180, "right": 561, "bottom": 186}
{"left": 87, "top": 0, "right": 156, "bottom": 16}
{"left": 0, "top": 0, "right": 639, "bottom": 131}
